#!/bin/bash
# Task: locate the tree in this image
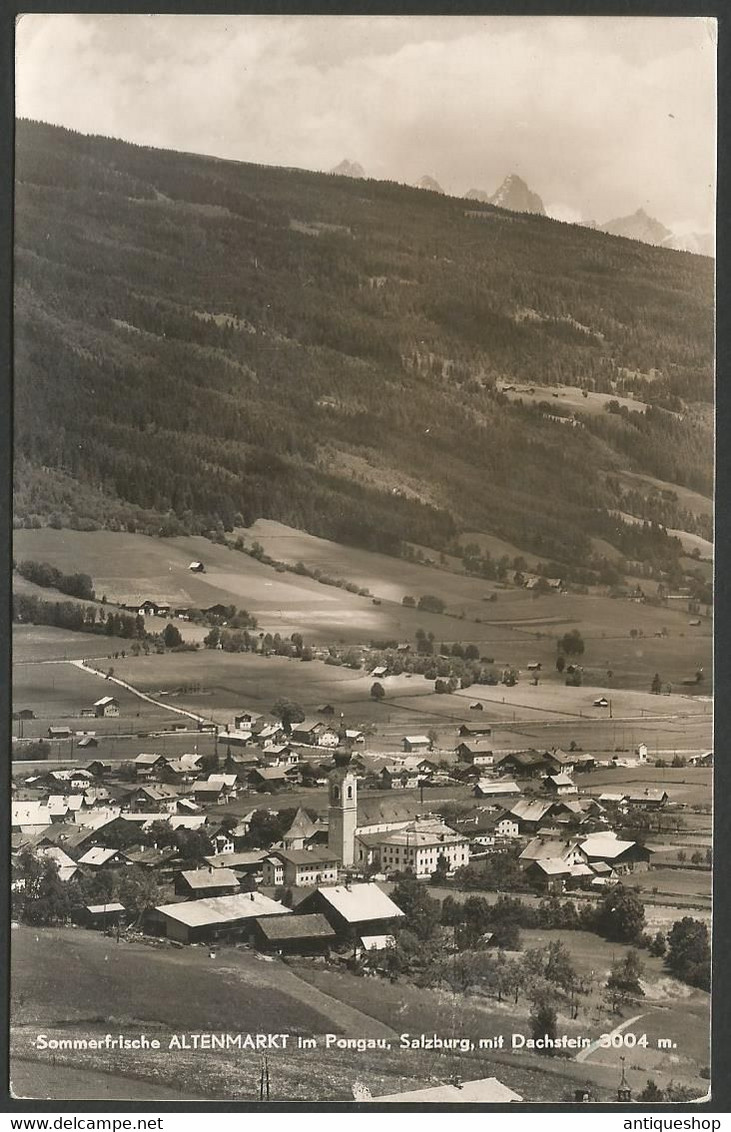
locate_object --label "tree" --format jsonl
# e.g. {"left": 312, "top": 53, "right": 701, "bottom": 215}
{"left": 402, "top": 595, "right": 416, "bottom": 607}
{"left": 163, "top": 622, "right": 183, "bottom": 649}
{"left": 648, "top": 931, "right": 666, "bottom": 957}
{"left": 529, "top": 997, "right": 558, "bottom": 1054}
{"left": 605, "top": 949, "right": 645, "bottom": 1012}
{"left": 391, "top": 876, "right": 441, "bottom": 941}
{"left": 271, "top": 698, "right": 305, "bottom": 732}
{"left": 595, "top": 885, "right": 646, "bottom": 942}
{"left": 651, "top": 672, "right": 662, "bottom": 694}
{"left": 203, "top": 626, "right": 220, "bottom": 649}
{"left": 665, "top": 917, "right": 711, "bottom": 990}
{"left": 430, "top": 854, "right": 449, "bottom": 886}
{"left": 418, "top": 594, "right": 446, "bottom": 614}
{"left": 370, "top": 681, "right": 386, "bottom": 701}
{"left": 558, "top": 630, "right": 585, "bottom": 657}
{"left": 638, "top": 1080, "right": 665, "bottom": 1102}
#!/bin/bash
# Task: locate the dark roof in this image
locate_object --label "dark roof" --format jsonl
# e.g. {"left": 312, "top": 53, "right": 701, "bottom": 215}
{"left": 269, "top": 848, "right": 338, "bottom": 866}
{"left": 255, "top": 913, "right": 336, "bottom": 942}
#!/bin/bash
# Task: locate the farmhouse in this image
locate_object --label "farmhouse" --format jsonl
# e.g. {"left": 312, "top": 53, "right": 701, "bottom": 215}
{"left": 624, "top": 789, "right": 669, "bottom": 810}
{"left": 154, "top": 892, "right": 289, "bottom": 944}
{"left": 188, "top": 561, "right": 205, "bottom": 572}
{"left": 251, "top": 913, "right": 336, "bottom": 955}
{"left": 133, "top": 753, "right": 167, "bottom": 779}
{"left": 261, "top": 848, "right": 339, "bottom": 888}
{"left": 47, "top": 727, "right": 72, "bottom": 740}
{"left": 507, "top": 798, "right": 555, "bottom": 833}
{"left": 94, "top": 696, "right": 119, "bottom": 718}
{"left": 77, "top": 846, "right": 122, "bottom": 869}
{"left": 174, "top": 867, "right": 241, "bottom": 899}
{"left": 544, "top": 773, "right": 578, "bottom": 797}
{"left": 248, "top": 766, "right": 288, "bottom": 791}
{"left": 455, "top": 740, "right": 494, "bottom": 767}
{"left": 295, "top": 883, "right": 405, "bottom": 941}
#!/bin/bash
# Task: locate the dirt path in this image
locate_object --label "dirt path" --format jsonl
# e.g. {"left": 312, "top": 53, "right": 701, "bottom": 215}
{"left": 65, "top": 658, "right": 215, "bottom": 727}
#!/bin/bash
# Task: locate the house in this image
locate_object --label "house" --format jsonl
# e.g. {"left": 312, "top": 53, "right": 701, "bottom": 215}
{"left": 317, "top": 704, "right": 336, "bottom": 716}
{"left": 455, "top": 740, "right": 494, "bottom": 767}
{"left": 469, "top": 701, "right": 484, "bottom": 711}
{"left": 174, "top": 867, "right": 241, "bottom": 900}
{"left": 542, "top": 749, "right": 576, "bottom": 776}
{"left": 380, "top": 766, "right": 421, "bottom": 790}
{"left": 47, "top": 727, "right": 72, "bottom": 740}
{"left": 458, "top": 722, "right": 492, "bottom": 738}
{"left": 153, "top": 892, "right": 289, "bottom": 944}
{"left": 84, "top": 760, "right": 111, "bottom": 777}
{"left": 234, "top": 710, "right": 262, "bottom": 729}
{"left": 209, "top": 829, "right": 235, "bottom": 855}
{"left": 188, "top": 561, "right": 205, "bottom": 572}
{"left": 224, "top": 751, "right": 261, "bottom": 780}
{"left": 370, "top": 666, "right": 388, "bottom": 679}
{"left": 344, "top": 729, "right": 365, "bottom": 744}
{"left": 261, "top": 848, "right": 339, "bottom": 888}
{"left": 202, "top": 851, "right": 268, "bottom": 881}
{"left": 192, "top": 779, "right": 226, "bottom": 804}
{"left": 366, "top": 1078, "right": 522, "bottom": 1103}
{"left": 77, "top": 846, "right": 122, "bottom": 869}
{"left": 624, "top": 789, "right": 669, "bottom": 811}
{"left": 524, "top": 857, "right": 575, "bottom": 893}
{"left": 77, "top": 736, "right": 98, "bottom": 750}
{"left": 451, "top": 811, "right": 519, "bottom": 849}
{"left": 94, "top": 696, "right": 119, "bottom": 718}
{"left": 133, "top": 753, "right": 167, "bottom": 779}
{"left": 401, "top": 735, "right": 431, "bottom": 753}
{"left": 473, "top": 779, "right": 521, "bottom": 800}
{"left": 507, "top": 798, "right": 556, "bottom": 833}
{"left": 38, "top": 846, "right": 79, "bottom": 883}
{"left": 125, "top": 785, "right": 179, "bottom": 813}
{"left": 578, "top": 832, "right": 653, "bottom": 873}
{"left": 248, "top": 767, "right": 288, "bottom": 792}
{"left": 120, "top": 846, "right": 179, "bottom": 872}
{"left": 593, "top": 697, "right": 609, "bottom": 708}
{"left": 689, "top": 751, "right": 713, "bottom": 767}
{"left": 207, "top": 773, "right": 239, "bottom": 799}
{"left": 290, "top": 720, "right": 325, "bottom": 746}
{"left": 295, "top": 883, "right": 405, "bottom": 941}
{"left": 252, "top": 913, "right": 336, "bottom": 955}
{"left": 544, "top": 773, "right": 578, "bottom": 797}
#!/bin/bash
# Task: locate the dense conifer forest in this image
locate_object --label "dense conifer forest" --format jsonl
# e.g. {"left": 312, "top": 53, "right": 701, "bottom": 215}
{"left": 14, "top": 120, "right": 713, "bottom": 578}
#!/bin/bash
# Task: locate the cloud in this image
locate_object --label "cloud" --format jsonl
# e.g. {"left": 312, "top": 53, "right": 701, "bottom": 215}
{"left": 15, "top": 14, "right": 716, "bottom": 230}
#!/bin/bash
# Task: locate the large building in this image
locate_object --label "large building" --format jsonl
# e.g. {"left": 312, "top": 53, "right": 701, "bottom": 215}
{"left": 356, "top": 821, "right": 469, "bottom": 878}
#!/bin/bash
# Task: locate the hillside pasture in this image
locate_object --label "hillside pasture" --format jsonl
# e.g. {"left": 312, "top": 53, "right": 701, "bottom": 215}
{"left": 13, "top": 625, "right": 134, "bottom": 663}
{"left": 497, "top": 382, "right": 648, "bottom": 416}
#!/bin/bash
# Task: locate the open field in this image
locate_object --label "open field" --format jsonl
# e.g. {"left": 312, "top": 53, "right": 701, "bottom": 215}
{"left": 12, "top": 530, "right": 712, "bottom": 696}
{"left": 12, "top": 656, "right": 176, "bottom": 739}
{"left": 13, "top": 625, "right": 136, "bottom": 664}
{"left": 613, "top": 470, "right": 712, "bottom": 521}
{"left": 11, "top": 1060, "right": 207, "bottom": 1102}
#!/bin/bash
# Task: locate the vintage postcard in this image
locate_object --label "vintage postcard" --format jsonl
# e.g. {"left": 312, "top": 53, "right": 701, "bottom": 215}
{"left": 10, "top": 13, "right": 715, "bottom": 1105}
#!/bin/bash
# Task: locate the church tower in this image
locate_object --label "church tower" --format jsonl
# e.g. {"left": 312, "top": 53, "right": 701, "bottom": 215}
{"left": 328, "top": 751, "right": 357, "bottom": 868}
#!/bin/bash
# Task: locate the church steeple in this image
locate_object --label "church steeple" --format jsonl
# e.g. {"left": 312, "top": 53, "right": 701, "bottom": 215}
{"left": 328, "top": 751, "right": 357, "bottom": 868}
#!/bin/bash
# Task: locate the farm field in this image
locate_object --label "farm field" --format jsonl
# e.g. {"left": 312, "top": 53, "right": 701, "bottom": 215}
{"left": 13, "top": 625, "right": 135, "bottom": 664}
{"left": 12, "top": 529, "right": 712, "bottom": 695}
{"left": 12, "top": 656, "right": 176, "bottom": 739}
{"left": 625, "top": 867, "right": 711, "bottom": 903}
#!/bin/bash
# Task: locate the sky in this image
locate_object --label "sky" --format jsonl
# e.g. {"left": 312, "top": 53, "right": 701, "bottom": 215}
{"left": 15, "top": 14, "right": 717, "bottom": 232}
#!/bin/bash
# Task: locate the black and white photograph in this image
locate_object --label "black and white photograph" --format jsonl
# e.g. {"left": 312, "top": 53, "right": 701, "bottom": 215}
{"left": 9, "top": 13, "right": 715, "bottom": 1106}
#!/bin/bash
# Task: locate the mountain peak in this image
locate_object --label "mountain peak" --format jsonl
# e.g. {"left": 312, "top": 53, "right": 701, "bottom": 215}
{"left": 600, "top": 208, "right": 672, "bottom": 246}
{"left": 415, "top": 174, "right": 444, "bottom": 194}
{"left": 490, "top": 174, "right": 545, "bottom": 215}
{"left": 330, "top": 159, "right": 365, "bottom": 179}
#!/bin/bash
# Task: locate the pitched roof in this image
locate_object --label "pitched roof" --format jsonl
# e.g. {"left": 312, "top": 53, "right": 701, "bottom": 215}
{"left": 255, "top": 913, "right": 336, "bottom": 942}
{"left": 268, "top": 848, "right": 338, "bottom": 866}
{"left": 94, "top": 696, "right": 118, "bottom": 707}
{"left": 371, "top": 1078, "right": 522, "bottom": 1103}
{"left": 579, "top": 833, "right": 643, "bottom": 860}
{"left": 78, "top": 847, "right": 119, "bottom": 867}
{"left": 156, "top": 891, "right": 289, "bottom": 928}
{"left": 474, "top": 780, "right": 520, "bottom": 795}
{"left": 86, "top": 903, "right": 125, "bottom": 915}
{"left": 308, "top": 883, "right": 405, "bottom": 924}
{"left": 134, "top": 752, "right": 164, "bottom": 765}
{"left": 180, "top": 868, "right": 240, "bottom": 890}
{"left": 508, "top": 799, "right": 554, "bottom": 822}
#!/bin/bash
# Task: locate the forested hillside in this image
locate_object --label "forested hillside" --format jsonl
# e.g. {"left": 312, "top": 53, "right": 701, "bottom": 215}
{"left": 14, "top": 120, "right": 713, "bottom": 582}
